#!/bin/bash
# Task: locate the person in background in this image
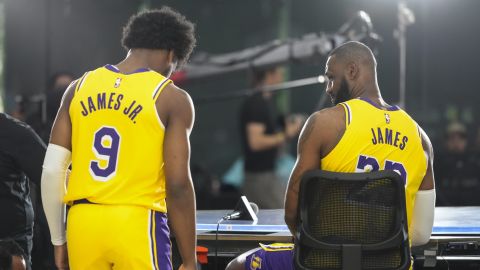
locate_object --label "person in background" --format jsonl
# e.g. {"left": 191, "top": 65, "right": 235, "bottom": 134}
{"left": 239, "top": 66, "right": 304, "bottom": 209}
{"left": 0, "top": 240, "right": 27, "bottom": 270}
{"left": 435, "top": 121, "right": 480, "bottom": 205}
{"left": 46, "top": 73, "right": 74, "bottom": 126}
{"left": 26, "top": 72, "right": 74, "bottom": 142}
{"left": 0, "top": 113, "right": 47, "bottom": 270}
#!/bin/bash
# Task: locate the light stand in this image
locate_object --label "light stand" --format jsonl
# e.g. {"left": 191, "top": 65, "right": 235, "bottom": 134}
{"left": 396, "top": 1, "right": 415, "bottom": 109}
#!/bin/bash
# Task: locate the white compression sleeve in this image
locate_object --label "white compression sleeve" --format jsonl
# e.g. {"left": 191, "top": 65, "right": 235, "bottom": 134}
{"left": 41, "top": 144, "right": 71, "bottom": 245}
{"left": 410, "top": 189, "right": 436, "bottom": 246}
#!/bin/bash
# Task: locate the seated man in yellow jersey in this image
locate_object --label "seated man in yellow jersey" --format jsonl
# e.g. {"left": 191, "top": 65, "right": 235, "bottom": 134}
{"left": 41, "top": 7, "right": 197, "bottom": 270}
{"left": 226, "top": 41, "right": 436, "bottom": 270}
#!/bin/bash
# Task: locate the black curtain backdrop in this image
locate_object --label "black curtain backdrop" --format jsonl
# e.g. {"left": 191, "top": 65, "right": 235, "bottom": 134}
{"left": 5, "top": 0, "right": 480, "bottom": 176}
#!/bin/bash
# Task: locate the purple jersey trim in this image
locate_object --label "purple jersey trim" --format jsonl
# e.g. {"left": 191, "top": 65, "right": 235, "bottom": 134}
{"left": 245, "top": 247, "right": 294, "bottom": 270}
{"left": 358, "top": 97, "right": 400, "bottom": 111}
{"left": 75, "top": 73, "right": 88, "bottom": 92}
{"left": 152, "top": 79, "right": 171, "bottom": 100}
{"left": 150, "top": 211, "right": 172, "bottom": 270}
{"left": 104, "top": 64, "right": 150, "bottom": 74}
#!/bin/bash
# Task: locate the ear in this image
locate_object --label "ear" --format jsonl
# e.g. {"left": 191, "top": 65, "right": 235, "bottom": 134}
{"left": 345, "top": 61, "right": 359, "bottom": 80}
{"left": 167, "top": 50, "right": 175, "bottom": 64}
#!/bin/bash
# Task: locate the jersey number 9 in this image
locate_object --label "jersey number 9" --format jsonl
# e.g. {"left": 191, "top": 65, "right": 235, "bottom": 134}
{"left": 89, "top": 126, "right": 121, "bottom": 181}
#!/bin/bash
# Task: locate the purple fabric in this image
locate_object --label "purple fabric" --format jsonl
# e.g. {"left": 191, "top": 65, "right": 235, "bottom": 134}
{"left": 104, "top": 64, "right": 150, "bottom": 74}
{"left": 152, "top": 79, "right": 170, "bottom": 100}
{"left": 345, "top": 103, "right": 351, "bottom": 124}
{"left": 151, "top": 212, "right": 172, "bottom": 270}
{"left": 358, "top": 97, "right": 400, "bottom": 111}
{"left": 245, "top": 248, "right": 294, "bottom": 270}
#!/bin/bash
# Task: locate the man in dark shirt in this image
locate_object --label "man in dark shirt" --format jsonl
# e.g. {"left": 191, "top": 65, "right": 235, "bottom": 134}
{"left": 435, "top": 122, "right": 480, "bottom": 205}
{"left": 0, "top": 113, "right": 47, "bottom": 269}
{"left": 240, "top": 67, "right": 303, "bottom": 208}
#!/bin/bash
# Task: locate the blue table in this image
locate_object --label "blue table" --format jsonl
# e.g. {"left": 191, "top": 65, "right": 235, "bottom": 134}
{"left": 196, "top": 207, "right": 480, "bottom": 261}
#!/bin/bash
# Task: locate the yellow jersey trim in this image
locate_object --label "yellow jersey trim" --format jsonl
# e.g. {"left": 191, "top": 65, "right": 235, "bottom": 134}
{"left": 152, "top": 78, "right": 172, "bottom": 101}
{"left": 339, "top": 103, "right": 351, "bottom": 126}
{"left": 75, "top": 72, "right": 89, "bottom": 92}
{"left": 259, "top": 243, "right": 294, "bottom": 251}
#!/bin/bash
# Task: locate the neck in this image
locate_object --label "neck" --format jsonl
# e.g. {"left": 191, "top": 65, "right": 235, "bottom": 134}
{"left": 116, "top": 49, "right": 164, "bottom": 74}
{"left": 359, "top": 92, "right": 394, "bottom": 109}
{"left": 352, "top": 78, "right": 387, "bottom": 106}
{"left": 115, "top": 50, "right": 148, "bottom": 72}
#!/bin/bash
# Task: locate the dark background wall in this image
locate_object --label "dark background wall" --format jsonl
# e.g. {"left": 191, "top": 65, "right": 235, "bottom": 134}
{"left": 4, "top": 0, "right": 480, "bottom": 180}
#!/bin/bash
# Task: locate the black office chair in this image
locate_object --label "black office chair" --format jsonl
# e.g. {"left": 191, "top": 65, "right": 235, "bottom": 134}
{"left": 294, "top": 170, "right": 410, "bottom": 270}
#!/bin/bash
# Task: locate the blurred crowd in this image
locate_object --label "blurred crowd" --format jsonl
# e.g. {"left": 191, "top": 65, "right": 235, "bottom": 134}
{"left": 435, "top": 121, "right": 480, "bottom": 206}
{"left": 10, "top": 72, "right": 74, "bottom": 142}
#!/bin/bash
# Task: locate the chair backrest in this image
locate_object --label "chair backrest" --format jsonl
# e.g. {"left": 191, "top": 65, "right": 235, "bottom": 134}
{"left": 294, "top": 170, "right": 410, "bottom": 270}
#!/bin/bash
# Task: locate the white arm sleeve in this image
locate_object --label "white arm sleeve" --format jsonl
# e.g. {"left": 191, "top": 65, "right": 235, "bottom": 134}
{"left": 410, "top": 189, "right": 436, "bottom": 246}
{"left": 41, "top": 144, "right": 71, "bottom": 245}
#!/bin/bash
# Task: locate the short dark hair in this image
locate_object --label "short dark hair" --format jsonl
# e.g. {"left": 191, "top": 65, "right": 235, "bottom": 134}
{"left": 0, "top": 240, "right": 25, "bottom": 270}
{"left": 250, "top": 66, "right": 280, "bottom": 87}
{"left": 328, "top": 41, "right": 376, "bottom": 70}
{"left": 121, "top": 6, "right": 196, "bottom": 67}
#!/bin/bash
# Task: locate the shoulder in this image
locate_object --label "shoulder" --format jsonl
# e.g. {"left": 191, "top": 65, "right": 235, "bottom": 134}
{"left": 298, "top": 105, "right": 346, "bottom": 154}
{"left": 162, "top": 83, "right": 194, "bottom": 109}
{"left": 241, "top": 94, "right": 267, "bottom": 116}
{"left": 244, "top": 93, "right": 265, "bottom": 106}
{"left": 0, "top": 112, "right": 16, "bottom": 127}
{"left": 417, "top": 124, "right": 434, "bottom": 160}
{"left": 0, "top": 113, "right": 44, "bottom": 146}
{"left": 61, "top": 79, "right": 81, "bottom": 110}
{"left": 300, "top": 105, "right": 345, "bottom": 141}
{"left": 157, "top": 83, "right": 195, "bottom": 128}
{"left": 308, "top": 105, "right": 345, "bottom": 129}
{"left": 318, "top": 104, "right": 345, "bottom": 118}
{"left": 0, "top": 112, "right": 33, "bottom": 133}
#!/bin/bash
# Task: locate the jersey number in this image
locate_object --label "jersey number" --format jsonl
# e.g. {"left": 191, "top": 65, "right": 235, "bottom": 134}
{"left": 89, "top": 126, "right": 121, "bottom": 181}
{"left": 355, "top": 155, "right": 407, "bottom": 184}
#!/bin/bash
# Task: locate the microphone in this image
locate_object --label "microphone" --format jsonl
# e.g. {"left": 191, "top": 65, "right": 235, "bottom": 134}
{"left": 222, "top": 196, "right": 259, "bottom": 222}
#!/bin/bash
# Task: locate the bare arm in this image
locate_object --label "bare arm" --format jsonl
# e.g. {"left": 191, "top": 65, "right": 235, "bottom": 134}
{"left": 42, "top": 81, "right": 76, "bottom": 270}
{"left": 284, "top": 112, "right": 323, "bottom": 236}
{"left": 247, "top": 116, "right": 304, "bottom": 151}
{"left": 410, "top": 126, "right": 436, "bottom": 246}
{"left": 49, "top": 82, "right": 75, "bottom": 149}
{"left": 246, "top": 123, "right": 286, "bottom": 151}
{"left": 159, "top": 85, "right": 197, "bottom": 269}
{"left": 418, "top": 127, "right": 435, "bottom": 191}
{"left": 284, "top": 106, "right": 344, "bottom": 236}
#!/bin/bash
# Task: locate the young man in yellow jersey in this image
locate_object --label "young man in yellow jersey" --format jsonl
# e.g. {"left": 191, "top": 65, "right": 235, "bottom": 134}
{"left": 41, "top": 7, "right": 197, "bottom": 270}
{"left": 226, "top": 41, "right": 436, "bottom": 270}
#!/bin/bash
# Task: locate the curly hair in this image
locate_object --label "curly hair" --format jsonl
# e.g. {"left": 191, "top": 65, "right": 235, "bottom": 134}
{"left": 122, "top": 7, "right": 196, "bottom": 67}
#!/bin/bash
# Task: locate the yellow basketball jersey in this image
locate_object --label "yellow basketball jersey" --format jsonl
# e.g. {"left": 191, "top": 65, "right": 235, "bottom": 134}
{"left": 65, "top": 65, "right": 171, "bottom": 212}
{"left": 321, "top": 98, "right": 427, "bottom": 233}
